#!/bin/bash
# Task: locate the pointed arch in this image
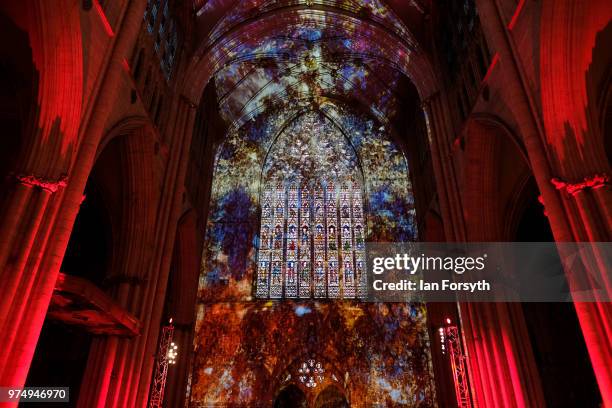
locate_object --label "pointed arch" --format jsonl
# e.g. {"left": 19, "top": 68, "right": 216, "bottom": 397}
{"left": 256, "top": 112, "right": 366, "bottom": 299}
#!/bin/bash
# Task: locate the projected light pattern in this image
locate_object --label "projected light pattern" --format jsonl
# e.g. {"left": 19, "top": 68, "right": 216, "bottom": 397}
{"left": 190, "top": 302, "right": 437, "bottom": 405}
{"left": 199, "top": 104, "right": 416, "bottom": 300}
{"left": 256, "top": 113, "right": 366, "bottom": 299}
{"left": 213, "top": 29, "right": 407, "bottom": 128}
{"left": 201, "top": 0, "right": 418, "bottom": 129}
{"left": 201, "top": 0, "right": 412, "bottom": 47}
{"left": 191, "top": 2, "right": 433, "bottom": 404}
{"left": 193, "top": 104, "right": 431, "bottom": 405}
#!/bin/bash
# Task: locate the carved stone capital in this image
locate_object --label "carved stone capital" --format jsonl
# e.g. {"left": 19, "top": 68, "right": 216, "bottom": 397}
{"left": 551, "top": 174, "right": 611, "bottom": 195}
{"left": 15, "top": 174, "right": 68, "bottom": 193}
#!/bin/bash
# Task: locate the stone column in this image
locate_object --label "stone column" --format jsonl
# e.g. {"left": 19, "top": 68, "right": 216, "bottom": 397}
{"left": 424, "top": 101, "right": 547, "bottom": 407}
{"left": 0, "top": 0, "right": 83, "bottom": 392}
{"left": 0, "top": 0, "right": 147, "bottom": 403}
{"left": 77, "top": 97, "right": 197, "bottom": 408}
{"left": 474, "top": 0, "right": 612, "bottom": 404}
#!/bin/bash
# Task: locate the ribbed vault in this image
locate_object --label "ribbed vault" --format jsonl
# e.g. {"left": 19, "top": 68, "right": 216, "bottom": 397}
{"left": 182, "top": 0, "right": 437, "bottom": 125}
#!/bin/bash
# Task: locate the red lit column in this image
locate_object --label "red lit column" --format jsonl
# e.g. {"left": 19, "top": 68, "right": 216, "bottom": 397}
{"left": 460, "top": 302, "right": 546, "bottom": 408}
{"left": 551, "top": 184, "right": 612, "bottom": 405}
{"left": 76, "top": 97, "right": 197, "bottom": 408}
{"left": 425, "top": 99, "right": 546, "bottom": 407}
{"left": 474, "top": 0, "right": 612, "bottom": 405}
{"left": 0, "top": 0, "right": 147, "bottom": 400}
{"left": 0, "top": 0, "right": 83, "bottom": 391}
{"left": 466, "top": 118, "right": 545, "bottom": 407}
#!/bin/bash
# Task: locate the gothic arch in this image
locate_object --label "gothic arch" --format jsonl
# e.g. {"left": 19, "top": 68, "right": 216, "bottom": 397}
{"left": 257, "top": 108, "right": 366, "bottom": 182}
{"left": 179, "top": 3, "right": 439, "bottom": 106}
{"left": 269, "top": 354, "right": 349, "bottom": 406}
{"left": 256, "top": 112, "right": 367, "bottom": 299}
{"left": 314, "top": 385, "right": 349, "bottom": 408}
{"left": 462, "top": 116, "right": 532, "bottom": 241}
{"left": 74, "top": 123, "right": 163, "bottom": 406}
{"left": 63, "top": 123, "right": 159, "bottom": 290}
{"left": 96, "top": 116, "right": 150, "bottom": 160}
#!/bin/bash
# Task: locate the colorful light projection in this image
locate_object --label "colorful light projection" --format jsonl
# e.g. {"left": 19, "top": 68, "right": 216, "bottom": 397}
{"left": 190, "top": 302, "right": 437, "bottom": 406}
{"left": 191, "top": 104, "right": 434, "bottom": 406}
{"left": 198, "top": 103, "right": 416, "bottom": 301}
{"left": 206, "top": 0, "right": 406, "bottom": 42}
{"left": 193, "top": 3, "right": 429, "bottom": 396}
{"left": 255, "top": 112, "right": 366, "bottom": 299}
{"left": 203, "top": 0, "right": 418, "bottom": 130}
{"left": 213, "top": 25, "right": 408, "bottom": 129}
{"left": 197, "top": 0, "right": 412, "bottom": 45}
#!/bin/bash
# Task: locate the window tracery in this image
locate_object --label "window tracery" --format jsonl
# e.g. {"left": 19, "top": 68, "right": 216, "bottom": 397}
{"left": 256, "top": 113, "right": 366, "bottom": 299}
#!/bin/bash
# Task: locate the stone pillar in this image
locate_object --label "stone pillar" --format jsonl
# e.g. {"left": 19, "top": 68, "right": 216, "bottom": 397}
{"left": 165, "top": 211, "right": 201, "bottom": 408}
{"left": 461, "top": 302, "right": 545, "bottom": 407}
{"left": 0, "top": 0, "right": 83, "bottom": 392}
{"left": 0, "top": 0, "right": 147, "bottom": 404}
{"left": 422, "top": 95, "right": 467, "bottom": 243}
{"left": 77, "top": 97, "right": 197, "bottom": 408}
{"left": 474, "top": 0, "right": 612, "bottom": 404}
{"left": 424, "top": 88, "right": 546, "bottom": 407}
{"left": 551, "top": 182, "right": 612, "bottom": 406}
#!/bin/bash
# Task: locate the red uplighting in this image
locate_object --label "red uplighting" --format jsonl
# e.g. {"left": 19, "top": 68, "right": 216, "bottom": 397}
{"left": 94, "top": 1, "right": 115, "bottom": 37}
{"left": 481, "top": 53, "right": 500, "bottom": 84}
{"left": 122, "top": 58, "right": 131, "bottom": 73}
{"left": 507, "top": 0, "right": 526, "bottom": 31}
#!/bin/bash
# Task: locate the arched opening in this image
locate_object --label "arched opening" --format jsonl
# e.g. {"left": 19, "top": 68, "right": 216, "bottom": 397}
{"left": 256, "top": 112, "right": 366, "bottom": 299}
{"left": 274, "top": 384, "right": 308, "bottom": 408}
{"left": 60, "top": 138, "right": 118, "bottom": 285}
{"left": 516, "top": 180, "right": 602, "bottom": 407}
{"left": 24, "top": 137, "right": 125, "bottom": 402}
{"left": 458, "top": 118, "right": 554, "bottom": 405}
{"left": 314, "top": 385, "right": 349, "bottom": 408}
{"left": 463, "top": 118, "right": 534, "bottom": 240}
{"left": 26, "top": 127, "right": 155, "bottom": 403}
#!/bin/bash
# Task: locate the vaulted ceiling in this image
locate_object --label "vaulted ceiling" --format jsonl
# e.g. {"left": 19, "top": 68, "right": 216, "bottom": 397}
{"left": 191, "top": 0, "right": 431, "bottom": 132}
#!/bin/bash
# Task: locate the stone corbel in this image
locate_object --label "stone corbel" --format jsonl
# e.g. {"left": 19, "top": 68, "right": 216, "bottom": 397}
{"left": 551, "top": 174, "right": 611, "bottom": 195}
{"left": 15, "top": 174, "right": 68, "bottom": 193}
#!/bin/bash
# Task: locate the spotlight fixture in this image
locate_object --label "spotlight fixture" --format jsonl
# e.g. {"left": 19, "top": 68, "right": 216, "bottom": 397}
{"left": 168, "top": 342, "right": 178, "bottom": 365}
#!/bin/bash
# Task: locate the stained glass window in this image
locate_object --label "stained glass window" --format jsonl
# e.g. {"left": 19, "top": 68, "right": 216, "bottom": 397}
{"left": 144, "top": 0, "right": 178, "bottom": 79}
{"left": 256, "top": 112, "right": 366, "bottom": 299}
